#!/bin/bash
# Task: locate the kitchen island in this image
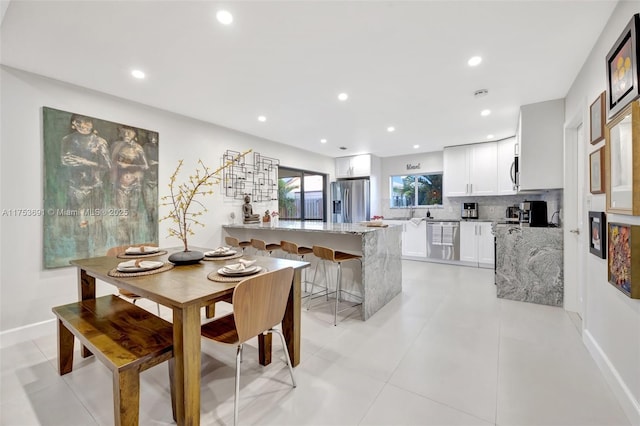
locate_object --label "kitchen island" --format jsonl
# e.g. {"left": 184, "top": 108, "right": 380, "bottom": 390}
{"left": 494, "top": 224, "right": 563, "bottom": 306}
{"left": 222, "top": 221, "right": 402, "bottom": 320}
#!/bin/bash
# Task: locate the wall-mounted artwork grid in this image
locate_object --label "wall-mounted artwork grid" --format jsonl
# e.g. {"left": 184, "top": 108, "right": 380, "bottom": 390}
{"left": 222, "top": 150, "right": 279, "bottom": 202}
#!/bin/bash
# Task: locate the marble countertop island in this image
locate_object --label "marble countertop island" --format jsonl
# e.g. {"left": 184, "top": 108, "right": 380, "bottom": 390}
{"left": 494, "top": 224, "right": 563, "bottom": 307}
{"left": 222, "top": 220, "right": 402, "bottom": 320}
{"left": 224, "top": 220, "right": 401, "bottom": 234}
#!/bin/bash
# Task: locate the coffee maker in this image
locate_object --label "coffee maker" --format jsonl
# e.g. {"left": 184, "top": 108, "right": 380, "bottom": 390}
{"left": 519, "top": 200, "right": 548, "bottom": 227}
{"left": 461, "top": 202, "right": 478, "bottom": 219}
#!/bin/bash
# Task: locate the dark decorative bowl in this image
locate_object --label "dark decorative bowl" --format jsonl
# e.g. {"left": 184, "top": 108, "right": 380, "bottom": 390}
{"left": 168, "top": 250, "right": 204, "bottom": 265}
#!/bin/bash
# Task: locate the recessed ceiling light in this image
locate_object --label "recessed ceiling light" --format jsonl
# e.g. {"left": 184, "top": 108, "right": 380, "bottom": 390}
{"left": 338, "top": 93, "right": 349, "bottom": 101}
{"left": 480, "top": 109, "right": 491, "bottom": 117}
{"left": 320, "top": 139, "right": 327, "bottom": 144}
{"left": 387, "top": 126, "right": 395, "bottom": 132}
{"left": 131, "top": 69, "right": 145, "bottom": 79}
{"left": 487, "top": 134, "right": 495, "bottom": 139}
{"left": 216, "top": 10, "right": 233, "bottom": 25}
{"left": 257, "top": 115, "right": 266, "bottom": 122}
{"left": 468, "top": 56, "right": 482, "bottom": 66}
{"left": 413, "top": 144, "right": 420, "bottom": 149}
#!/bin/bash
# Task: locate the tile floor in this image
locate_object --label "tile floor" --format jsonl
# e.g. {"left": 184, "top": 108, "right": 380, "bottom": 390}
{"left": 0, "top": 261, "right": 632, "bottom": 425}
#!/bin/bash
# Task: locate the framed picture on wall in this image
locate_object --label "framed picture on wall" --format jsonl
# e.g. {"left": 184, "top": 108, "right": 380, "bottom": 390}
{"left": 588, "top": 211, "right": 606, "bottom": 258}
{"left": 606, "top": 13, "right": 640, "bottom": 119}
{"left": 607, "top": 222, "right": 640, "bottom": 298}
{"left": 589, "top": 92, "right": 605, "bottom": 144}
{"left": 43, "top": 107, "right": 160, "bottom": 268}
{"left": 605, "top": 100, "right": 639, "bottom": 215}
{"left": 589, "top": 147, "right": 604, "bottom": 194}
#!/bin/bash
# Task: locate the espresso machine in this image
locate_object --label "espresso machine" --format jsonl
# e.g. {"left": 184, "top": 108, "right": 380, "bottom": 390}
{"left": 519, "top": 200, "right": 548, "bottom": 227}
{"left": 461, "top": 202, "right": 478, "bottom": 219}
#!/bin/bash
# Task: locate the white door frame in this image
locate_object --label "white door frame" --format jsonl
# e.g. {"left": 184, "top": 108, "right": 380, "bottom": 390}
{"left": 563, "top": 107, "right": 588, "bottom": 317}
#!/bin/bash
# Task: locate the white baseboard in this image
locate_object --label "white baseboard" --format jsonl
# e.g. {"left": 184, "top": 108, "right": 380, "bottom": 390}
{"left": 583, "top": 329, "right": 640, "bottom": 425}
{"left": 0, "top": 319, "right": 55, "bottom": 349}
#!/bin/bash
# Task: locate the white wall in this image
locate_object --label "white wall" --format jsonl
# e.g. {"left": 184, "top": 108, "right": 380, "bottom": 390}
{"left": 564, "top": 2, "right": 640, "bottom": 423}
{"left": 0, "top": 66, "right": 334, "bottom": 339}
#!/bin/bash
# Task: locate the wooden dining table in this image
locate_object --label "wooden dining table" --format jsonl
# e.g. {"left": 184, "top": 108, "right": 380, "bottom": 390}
{"left": 70, "top": 248, "right": 309, "bottom": 426}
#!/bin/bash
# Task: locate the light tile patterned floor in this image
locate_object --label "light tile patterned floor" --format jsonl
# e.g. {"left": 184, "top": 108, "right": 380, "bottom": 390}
{"left": 0, "top": 261, "right": 631, "bottom": 425}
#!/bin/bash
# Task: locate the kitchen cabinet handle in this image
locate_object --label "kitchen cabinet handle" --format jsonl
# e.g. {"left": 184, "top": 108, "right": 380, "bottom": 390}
{"left": 569, "top": 228, "right": 580, "bottom": 235}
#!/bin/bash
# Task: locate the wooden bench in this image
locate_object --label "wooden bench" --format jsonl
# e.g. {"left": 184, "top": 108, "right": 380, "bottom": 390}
{"left": 52, "top": 295, "right": 175, "bottom": 425}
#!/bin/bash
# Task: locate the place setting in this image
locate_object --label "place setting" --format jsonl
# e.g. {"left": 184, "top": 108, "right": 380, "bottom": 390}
{"left": 116, "top": 245, "right": 168, "bottom": 259}
{"left": 108, "top": 258, "right": 174, "bottom": 277}
{"left": 202, "top": 246, "right": 243, "bottom": 261}
{"left": 207, "top": 259, "right": 266, "bottom": 282}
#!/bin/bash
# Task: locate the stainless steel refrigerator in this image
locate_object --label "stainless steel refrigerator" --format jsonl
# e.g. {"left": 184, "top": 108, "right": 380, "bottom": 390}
{"left": 331, "top": 179, "right": 370, "bottom": 223}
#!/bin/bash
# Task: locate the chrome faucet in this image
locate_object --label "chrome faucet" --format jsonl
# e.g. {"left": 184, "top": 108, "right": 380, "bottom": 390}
{"left": 408, "top": 206, "right": 415, "bottom": 218}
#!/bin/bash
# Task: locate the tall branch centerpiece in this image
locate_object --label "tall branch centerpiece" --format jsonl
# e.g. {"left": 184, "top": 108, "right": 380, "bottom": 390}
{"left": 161, "top": 150, "right": 251, "bottom": 264}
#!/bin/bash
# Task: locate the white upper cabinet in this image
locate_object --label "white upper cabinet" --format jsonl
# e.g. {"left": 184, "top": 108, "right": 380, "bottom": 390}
{"left": 517, "top": 99, "right": 564, "bottom": 191}
{"left": 336, "top": 154, "right": 371, "bottom": 178}
{"left": 497, "top": 137, "right": 517, "bottom": 195}
{"left": 443, "top": 142, "right": 497, "bottom": 196}
{"left": 443, "top": 145, "right": 469, "bottom": 196}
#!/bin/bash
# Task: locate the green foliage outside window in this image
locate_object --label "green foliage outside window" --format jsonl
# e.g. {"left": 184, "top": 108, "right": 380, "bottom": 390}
{"left": 390, "top": 174, "right": 442, "bottom": 207}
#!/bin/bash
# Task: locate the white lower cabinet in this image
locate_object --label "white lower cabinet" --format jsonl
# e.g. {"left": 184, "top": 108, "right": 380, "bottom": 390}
{"left": 460, "top": 221, "right": 494, "bottom": 269}
{"left": 402, "top": 220, "right": 427, "bottom": 258}
{"left": 385, "top": 220, "right": 427, "bottom": 259}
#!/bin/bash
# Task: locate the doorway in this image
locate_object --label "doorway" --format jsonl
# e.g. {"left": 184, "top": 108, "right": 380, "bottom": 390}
{"left": 564, "top": 112, "right": 588, "bottom": 320}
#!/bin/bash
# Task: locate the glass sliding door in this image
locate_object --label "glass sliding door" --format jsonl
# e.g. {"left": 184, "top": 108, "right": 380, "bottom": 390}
{"left": 278, "top": 167, "right": 326, "bottom": 221}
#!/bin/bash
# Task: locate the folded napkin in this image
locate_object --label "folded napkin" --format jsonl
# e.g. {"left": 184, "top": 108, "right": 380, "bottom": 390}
{"left": 224, "top": 259, "right": 256, "bottom": 271}
{"left": 117, "top": 259, "right": 162, "bottom": 270}
{"left": 125, "top": 245, "right": 159, "bottom": 254}
{"left": 212, "top": 246, "right": 232, "bottom": 254}
{"left": 410, "top": 218, "right": 424, "bottom": 226}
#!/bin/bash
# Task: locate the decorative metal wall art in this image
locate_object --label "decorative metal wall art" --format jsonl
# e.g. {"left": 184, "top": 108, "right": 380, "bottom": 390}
{"left": 222, "top": 150, "right": 279, "bottom": 202}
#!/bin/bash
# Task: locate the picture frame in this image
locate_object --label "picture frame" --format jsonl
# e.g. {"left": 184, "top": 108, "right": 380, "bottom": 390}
{"left": 606, "top": 13, "right": 640, "bottom": 119}
{"left": 589, "top": 92, "right": 605, "bottom": 144}
{"left": 588, "top": 211, "right": 606, "bottom": 258}
{"left": 43, "top": 107, "right": 159, "bottom": 268}
{"left": 589, "top": 147, "right": 605, "bottom": 194}
{"left": 607, "top": 222, "right": 640, "bottom": 299}
{"left": 605, "top": 100, "right": 639, "bottom": 215}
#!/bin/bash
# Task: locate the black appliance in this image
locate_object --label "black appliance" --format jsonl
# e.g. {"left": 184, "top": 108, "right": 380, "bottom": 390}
{"left": 461, "top": 202, "right": 478, "bottom": 219}
{"left": 505, "top": 205, "right": 519, "bottom": 221}
{"left": 519, "top": 200, "right": 548, "bottom": 227}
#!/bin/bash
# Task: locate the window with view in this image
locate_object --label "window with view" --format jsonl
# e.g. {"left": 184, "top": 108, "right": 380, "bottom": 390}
{"left": 278, "top": 167, "right": 326, "bottom": 221}
{"left": 390, "top": 173, "right": 443, "bottom": 208}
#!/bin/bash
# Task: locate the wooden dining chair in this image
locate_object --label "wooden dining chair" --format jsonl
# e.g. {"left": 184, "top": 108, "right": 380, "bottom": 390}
{"left": 200, "top": 267, "right": 296, "bottom": 426}
{"left": 106, "top": 243, "right": 161, "bottom": 315}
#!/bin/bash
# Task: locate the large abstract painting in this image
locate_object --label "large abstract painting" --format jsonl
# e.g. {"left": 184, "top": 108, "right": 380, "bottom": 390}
{"left": 43, "top": 107, "right": 159, "bottom": 268}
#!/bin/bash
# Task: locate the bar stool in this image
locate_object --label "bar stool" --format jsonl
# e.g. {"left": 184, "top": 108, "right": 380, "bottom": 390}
{"left": 280, "top": 240, "right": 313, "bottom": 291}
{"left": 309, "top": 245, "right": 363, "bottom": 326}
{"left": 251, "top": 238, "right": 281, "bottom": 256}
{"left": 225, "top": 236, "right": 251, "bottom": 253}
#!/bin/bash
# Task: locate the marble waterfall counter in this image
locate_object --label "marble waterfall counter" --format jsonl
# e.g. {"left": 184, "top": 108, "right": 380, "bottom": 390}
{"left": 222, "top": 221, "right": 402, "bottom": 320}
{"left": 494, "top": 224, "right": 563, "bottom": 307}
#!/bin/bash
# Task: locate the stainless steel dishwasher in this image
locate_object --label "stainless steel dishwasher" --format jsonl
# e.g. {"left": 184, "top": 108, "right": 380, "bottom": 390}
{"left": 426, "top": 221, "right": 460, "bottom": 261}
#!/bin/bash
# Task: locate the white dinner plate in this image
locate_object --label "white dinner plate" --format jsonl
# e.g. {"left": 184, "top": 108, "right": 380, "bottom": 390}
{"left": 204, "top": 249, "right": 237, "bottom": 257}
{"left": 217, "top": 266, "right": 262, "bottom": 277}
{"left": 124, "top": 246, "right": 161, "bottom": 255}
{"left": 117, "top": 260, "right": 164, "bottom": 273}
